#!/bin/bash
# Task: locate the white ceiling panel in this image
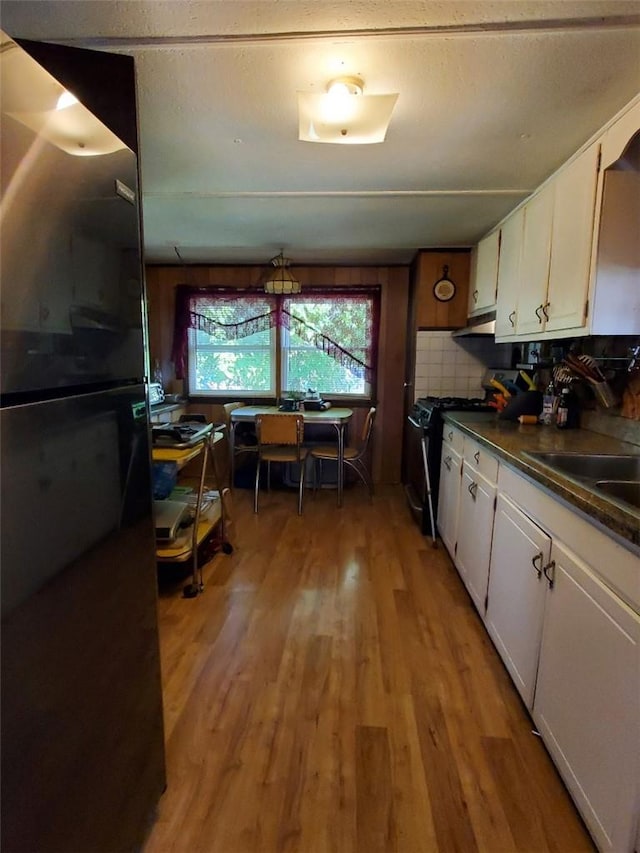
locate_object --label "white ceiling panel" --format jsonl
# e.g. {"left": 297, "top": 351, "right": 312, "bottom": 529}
{"left": 2, "top": 0, "right": 639, "bottom": 264}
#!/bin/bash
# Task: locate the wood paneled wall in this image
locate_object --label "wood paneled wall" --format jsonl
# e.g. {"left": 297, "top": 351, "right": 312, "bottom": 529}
{"left": 145, "top": 264, "right": 410, "bottom": 484}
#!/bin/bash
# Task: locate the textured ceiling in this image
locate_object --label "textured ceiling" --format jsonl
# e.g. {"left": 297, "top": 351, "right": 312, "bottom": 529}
{"left": 2, "top": 1, "right": 640, "bottom": 265}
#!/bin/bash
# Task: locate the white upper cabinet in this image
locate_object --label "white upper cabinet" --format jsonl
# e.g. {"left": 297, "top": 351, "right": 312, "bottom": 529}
{"left": 514, "top": 143, "right": 599, "bottom": 338}
{"left": 545, "top": 142, "right": 600, "bottom": 334}
{"left": 515, "top": 182, "right": 554, "bottom": 338}
{"left": 494, "top": 94, "right": 639, "bottom": 342}
{"left": 494, "top": 207, "right": 524, "bottom": 339}
{"left": 468, "top": 229, "right": 499, "bottom": 316}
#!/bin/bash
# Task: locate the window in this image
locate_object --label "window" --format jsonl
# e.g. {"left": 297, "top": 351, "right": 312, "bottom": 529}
{"left": 187, "top": 296, "right": 275, "bottom": 396}
{"left": 174, "top": 287, "right": 379, "bottom": 400}
{"left": 281, "top": 296, "right": 373, "bottom": 398}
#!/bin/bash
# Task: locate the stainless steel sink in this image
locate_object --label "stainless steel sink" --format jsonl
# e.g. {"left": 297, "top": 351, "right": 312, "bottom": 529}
{"left": 522, "top": 451, "right": 640, "bottom": 515}
{"left": 523, "top": 452, "right": 640, "bottom": 482}
{"left": 595, "top": 480, "right": 640, "bottom": 510}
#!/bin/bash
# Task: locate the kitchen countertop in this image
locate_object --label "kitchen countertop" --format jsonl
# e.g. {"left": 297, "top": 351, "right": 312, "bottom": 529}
{"left": 442, "top": 412, "right": 640, "bottom": 550}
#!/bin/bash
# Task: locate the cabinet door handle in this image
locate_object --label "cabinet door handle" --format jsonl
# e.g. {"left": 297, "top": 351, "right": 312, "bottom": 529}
{"left": 444, "top": 455, "right": 452, "bottom": 471}
{"left": 542, "top": 301, "right": 550, "bottom": 321}
{"left": 542, "top": 559, "right": 555, "bottom": 588}
{"left": 473, "top": 289, "right": 479, "bottom": 303}
{"left": 532, "top": 552, "right": 543, "bottom": 579}
{"left": 508, "top": 310, "right": 516, "bottom": 327}
{"left": 474, "top": 450, "right": 480, "bottom": 464}
{"left": 447, "top": 430, "right": 453, "bottom": 441}
{"left": 535, "top": 304, "right": 544, "bottom": 323}
{"left": 468, "top": 480, "right": 477, "bottom": 500}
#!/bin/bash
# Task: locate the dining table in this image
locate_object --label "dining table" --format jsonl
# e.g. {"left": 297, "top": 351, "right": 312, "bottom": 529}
{"left": 229, "top": 406, "right": 354, "bottom": 507}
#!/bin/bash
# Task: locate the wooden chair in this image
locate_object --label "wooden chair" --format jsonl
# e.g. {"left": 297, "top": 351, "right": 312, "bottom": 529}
{"left": 311, "top": 407, "right": 376, "bottom": 500}
{"left": 254, "top": 413, "right": 308, "bottom": 515}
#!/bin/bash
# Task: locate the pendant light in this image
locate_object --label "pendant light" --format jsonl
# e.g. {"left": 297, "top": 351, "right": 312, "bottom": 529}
{"left": 264, "top": 251, "right": 301, "bottom": 294}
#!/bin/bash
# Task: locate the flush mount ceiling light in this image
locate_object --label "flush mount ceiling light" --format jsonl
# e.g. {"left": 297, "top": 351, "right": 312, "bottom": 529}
{"left": 298, "top": 75, "right": 398, "bottom": 145}
{"left": 264, "top": 251, "right": 301, "bottom": 294}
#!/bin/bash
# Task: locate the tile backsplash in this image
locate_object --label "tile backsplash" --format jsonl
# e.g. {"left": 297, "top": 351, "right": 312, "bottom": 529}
{"left": 414, "top": 331, "right": 513, "bottom": 400}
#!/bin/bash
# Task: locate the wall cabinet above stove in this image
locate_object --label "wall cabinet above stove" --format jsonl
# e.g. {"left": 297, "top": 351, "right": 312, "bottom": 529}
{"left": 468, "top": 229, "right": 499, "bottom": 318}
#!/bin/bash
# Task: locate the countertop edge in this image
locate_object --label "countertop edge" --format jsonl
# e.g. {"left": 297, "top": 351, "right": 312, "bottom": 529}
{"left": 442, "top": 413, "right": 640, "bottom": 552}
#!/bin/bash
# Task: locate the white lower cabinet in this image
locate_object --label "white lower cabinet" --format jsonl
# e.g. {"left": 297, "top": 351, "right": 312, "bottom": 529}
{"left": 436, "top": 432, "right": 640, "bottom": 851}
{"left": 533, "top": 539, "right": 639, "bottom": 853}
{"left": 453, "top": 437, "right": 498, "bottom": 616}
{"left": 455, "top": 464, "right": 496, "bottom": 616}
{"left": 437, "top": 444, "right": 461, "bottom": 557}
{"left": 485, "top": 494, "right": 550, "bottom": 708}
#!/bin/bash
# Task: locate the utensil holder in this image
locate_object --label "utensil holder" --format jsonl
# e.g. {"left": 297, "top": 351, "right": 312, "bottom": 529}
{"left": 592, "top": 381, "right": 617, "bottom": 409}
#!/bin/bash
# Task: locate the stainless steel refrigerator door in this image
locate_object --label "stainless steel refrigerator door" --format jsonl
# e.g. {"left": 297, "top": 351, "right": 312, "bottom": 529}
{"left": 1, "top": 386, "right": 166, "bottom": 853}
{"left": 1, "top": 38, "right": 145, "bottom": 397}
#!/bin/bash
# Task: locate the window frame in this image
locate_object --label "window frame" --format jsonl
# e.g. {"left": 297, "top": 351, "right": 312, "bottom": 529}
{"left": 185, "top": 288, "right": 379, "bottom": 403}
{"left": 187, "top": 323, "right": 277, "bottom": 398}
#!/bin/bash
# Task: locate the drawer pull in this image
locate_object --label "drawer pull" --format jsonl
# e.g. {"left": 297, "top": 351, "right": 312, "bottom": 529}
{"left": 532, "top": 552, "right": 543, "bottom": 579}
{"left": 474, "top": 450, "right": 480, "bottom": 464}
{"left": 543, "top": 559, "right": 556, "bottom": 588}
{"left": 468, "top": 481, "right": 477, "bottom": 500}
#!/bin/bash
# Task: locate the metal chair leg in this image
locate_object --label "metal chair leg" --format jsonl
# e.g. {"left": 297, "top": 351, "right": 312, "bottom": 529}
{"left": 254, "top": 459, "right": 260, "bottom": 513}
{"left": 298, "top": 458, "right": 305, "bottom": 515}
{"left": 345, "top": 458, "right": 374, "bottom": 500}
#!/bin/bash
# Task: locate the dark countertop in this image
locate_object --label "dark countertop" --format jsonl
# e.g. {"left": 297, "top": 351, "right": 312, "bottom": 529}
{"left": 442, "top": 411, "right": 640, "bottom": 550}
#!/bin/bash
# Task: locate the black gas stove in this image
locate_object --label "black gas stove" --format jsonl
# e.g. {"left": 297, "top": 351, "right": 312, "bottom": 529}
{"left": 405, "top": 395, "right": 494, "bottom": 538}
{"left": 409, "top": 396, "right": 492, "bottom": 430}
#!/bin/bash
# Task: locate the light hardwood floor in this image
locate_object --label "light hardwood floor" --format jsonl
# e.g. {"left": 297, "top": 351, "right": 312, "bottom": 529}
{"left": 144, "top": 484, "right": 594, "bottom": 853}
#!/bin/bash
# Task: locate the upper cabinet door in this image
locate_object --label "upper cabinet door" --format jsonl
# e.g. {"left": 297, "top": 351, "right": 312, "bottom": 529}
{"left": 544, "top": 143, "right": 600, "bottom": 334}
{"left": 494, "top": 207, "right": 524, "bottom": 339}
{"left": 516, "top": 183, "right": 554, "bottom": 338}
{"left": 468, "top": 230, "right": 499, "bottom": 316}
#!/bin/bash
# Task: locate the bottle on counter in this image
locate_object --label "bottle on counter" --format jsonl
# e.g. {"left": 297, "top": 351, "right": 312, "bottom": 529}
{"left": 556, "top": 387, "right": 579, "bottom": 429}
{"left": 541, "top": 380, "right": 556, "bottom": 425}
{"left": 556, "top": 388, "right": 569, "bottom": 428}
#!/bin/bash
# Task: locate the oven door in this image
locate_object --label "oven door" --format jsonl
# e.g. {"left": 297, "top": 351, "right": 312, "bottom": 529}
{"left": 404, "top": 414, "right": 438, "bottom": 537}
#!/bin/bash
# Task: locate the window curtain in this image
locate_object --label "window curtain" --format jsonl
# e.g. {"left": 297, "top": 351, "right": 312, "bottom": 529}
{"left": 171, "top": 285, "right": 380, "bottom": 384}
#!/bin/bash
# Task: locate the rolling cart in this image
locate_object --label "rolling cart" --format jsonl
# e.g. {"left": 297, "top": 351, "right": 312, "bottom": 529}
{"left": 152, "top": 421, "right": 233, "bottom": 598}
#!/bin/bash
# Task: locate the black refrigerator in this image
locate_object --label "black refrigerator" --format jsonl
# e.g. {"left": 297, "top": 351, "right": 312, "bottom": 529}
{"left": 0, "top": 33, "right": 166, "bottom": 852}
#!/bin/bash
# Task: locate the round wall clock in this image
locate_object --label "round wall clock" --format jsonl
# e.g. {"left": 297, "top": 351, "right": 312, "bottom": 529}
{"left": 433, "top": 265, "right": 456, "bottom": 302}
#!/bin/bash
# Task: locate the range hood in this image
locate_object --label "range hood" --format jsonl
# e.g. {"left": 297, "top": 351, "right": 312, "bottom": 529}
{"left": 452, "top": 311, "right": 496, "bottom": 337}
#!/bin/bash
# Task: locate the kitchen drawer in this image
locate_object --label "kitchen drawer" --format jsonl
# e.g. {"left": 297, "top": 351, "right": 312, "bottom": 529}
{"left": 463, "top": 436, "right": 499, "bottom": 484}
{"left": 442, "top": 424, "right": 465, "bottom": 456}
